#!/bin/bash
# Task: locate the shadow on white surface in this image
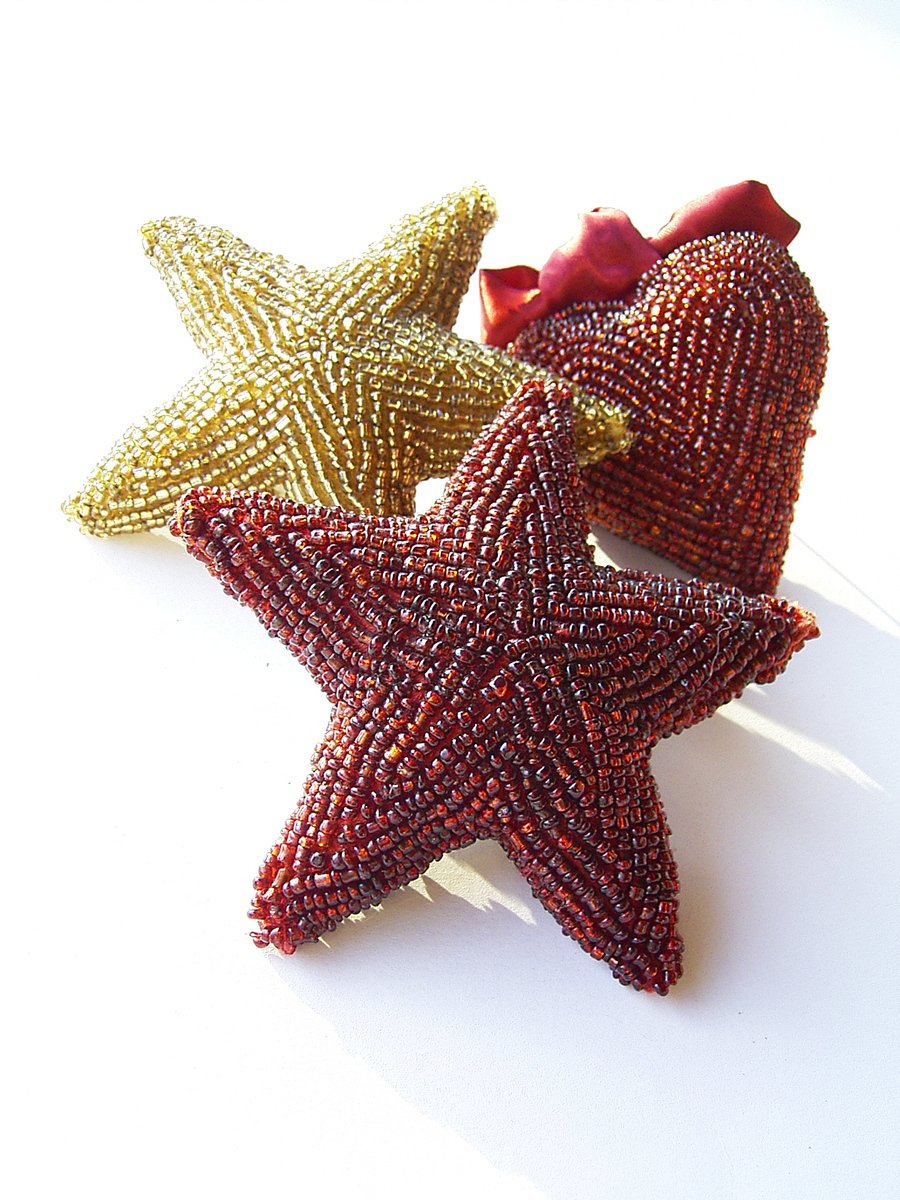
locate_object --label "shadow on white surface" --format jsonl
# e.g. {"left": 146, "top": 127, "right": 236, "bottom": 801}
{"left": 742, "top": 577, "right": 899, "bottom": 791}
{"left": 72, "top": 496, "right": 895, "bottom": 1198}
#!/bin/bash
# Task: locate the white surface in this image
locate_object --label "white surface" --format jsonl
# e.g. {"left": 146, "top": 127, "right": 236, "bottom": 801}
{"left": 4, "top": 3, "right": 899, "bottom": 1198}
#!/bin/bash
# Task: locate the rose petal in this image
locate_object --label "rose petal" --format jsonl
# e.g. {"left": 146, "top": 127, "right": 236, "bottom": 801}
{"left": 481, "top": 182, "right": 802, "bottom": 347}
{"left": 651, "top": 180, "right": 800, "bottom": 255}
{"left": 479, "top": 265, "right": 544, "bottom": 347}
{"left": 539, "top": 208, "right": 661, "bottom": 312}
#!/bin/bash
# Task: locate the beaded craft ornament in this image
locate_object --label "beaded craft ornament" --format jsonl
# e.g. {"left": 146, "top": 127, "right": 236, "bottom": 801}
{"left": 481, "top": 183, "right": 828, "bottom": 595}
{"left": 64, "top": 185, "right": 629, "bottom": 537}
{"left": 172, "top": 379, "right": 817, "bottom": 993}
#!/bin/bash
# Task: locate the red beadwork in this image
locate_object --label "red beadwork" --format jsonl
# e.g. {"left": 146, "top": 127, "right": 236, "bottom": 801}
{"left": 172, "top": 380, "right": 818, "bottom": 993}
{"left": 508, "top": 233, "right": 828, "bottom": 595}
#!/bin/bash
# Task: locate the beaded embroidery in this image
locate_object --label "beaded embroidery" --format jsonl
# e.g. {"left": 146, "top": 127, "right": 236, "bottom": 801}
{"left": 172, "top": 380, "right": 817, "bottom": 992}
{"left": 64, "top": 185, "right": 629, "bottom": 536}
{"left": 510, "top": 234, "right": 827, "bottom": 593}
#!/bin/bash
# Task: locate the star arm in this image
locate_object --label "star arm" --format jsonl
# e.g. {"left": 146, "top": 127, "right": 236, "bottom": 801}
{"left": 462, "top": 672, "right": 682, "bottom": 993}
{"left": 171, "top": 487, "right": 490, "bottom": 706}
{"left": 429, "top": 379, "right": 601, "bottom": 596}
{"left": 64, "top": 353, "right": 309, "bottom": 535}
{"left": 322, "top": 183, "right": 497, "bottom": 328}
{"left": 250, "top": 662, "right": 497, "bottom": 952}
{"left": 651, "top": 582, "right": 818, "bottom": 737}
{"left": 566, "top": 568, "right": 819, "bottom": 743}
{"left": 249, "top": 691, "right": 447, "bottom": 952}
{"left": 142, "top": 217, "right": 306, "bottom": 357}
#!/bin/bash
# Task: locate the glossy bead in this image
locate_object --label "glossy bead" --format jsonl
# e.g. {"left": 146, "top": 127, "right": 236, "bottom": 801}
{"left": 173, "top": 379, "right": 818, "bottom": 994}
{"left": 509, "top": 233, "right": 828, "bottom": 594}
{"left": 63, "top": 186, "right": 629, "bottom": 537}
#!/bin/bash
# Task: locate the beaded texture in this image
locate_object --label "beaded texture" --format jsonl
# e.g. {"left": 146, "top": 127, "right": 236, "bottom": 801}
{"left": 64, "top": 185, "right": 629, "bottom": 536}
{"left": 172, "top": 380, "right": 817, "bottom": 993}
{"left": 509, "top": 232, "right": 828, "bottom": 594}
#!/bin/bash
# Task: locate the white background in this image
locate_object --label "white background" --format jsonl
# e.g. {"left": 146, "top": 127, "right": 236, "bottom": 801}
{"left": 4, "top": 2, "right": 899, "bottom": 1198}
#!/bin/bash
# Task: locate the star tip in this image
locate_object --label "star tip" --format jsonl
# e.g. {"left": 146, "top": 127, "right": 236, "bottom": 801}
{"left": 610, "top": 406, "right": 635, "bottom": 454}
{"left": 441, "top": 182, "right": 497, "bottom": 233}
{"left": 140, "top": 220, "right": 162, "bottom": 254}
{"left": 610, "top": 946, "right": 683, "bottom": 995}
{"left": 140, "top": 216, "right": 191, "bottom": 257}
{"left": 642, "top": 960, "right": 683, "bottom": 996}
{"left": 468, "top": 180, "right": 498, "bottom": 218}
{"left": 791, "top": 603, "right": 820, "bottom": 645}
{"left": 61, "top": 492, "right": 106, "bottom": 537}
{"left": 572, "top": 391, "right": 634, "bottom": 462}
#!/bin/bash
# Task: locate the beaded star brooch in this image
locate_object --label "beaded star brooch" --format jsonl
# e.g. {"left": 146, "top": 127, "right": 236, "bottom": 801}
{"left": 481, "top": 182, "right": 828, "bottom": 594}
{"left": 172, "top": 379, "right": 817, "bottom": 993}
{"left": 64, "top": 185, "right": 628, "bottom": 537}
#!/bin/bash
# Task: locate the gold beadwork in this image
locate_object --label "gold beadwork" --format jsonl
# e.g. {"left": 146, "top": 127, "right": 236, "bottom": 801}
{"left": 64, "top": 185, "right": 630, "bottom": 536}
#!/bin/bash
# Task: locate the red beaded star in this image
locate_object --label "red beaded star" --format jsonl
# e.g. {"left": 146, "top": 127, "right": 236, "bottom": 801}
{"left": 172, "top": 380, "right": 818, "bottom": 993}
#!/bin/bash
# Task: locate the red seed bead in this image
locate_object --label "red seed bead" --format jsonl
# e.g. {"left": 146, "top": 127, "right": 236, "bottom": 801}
{"left": 172, "top": 379, "right": 818, "bottom": 993}
{"left": 509, "top": 233, "right": 828, "bottom": 595}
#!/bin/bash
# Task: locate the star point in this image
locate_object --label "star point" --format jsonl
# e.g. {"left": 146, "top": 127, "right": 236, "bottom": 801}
{"left": 173, "top": 379, "right": 817, "bottom": 993}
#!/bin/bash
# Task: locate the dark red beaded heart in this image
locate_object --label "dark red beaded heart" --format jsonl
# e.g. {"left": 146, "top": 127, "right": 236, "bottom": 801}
{"left": 508, "top": 232, "right": 828, "bottom": 594}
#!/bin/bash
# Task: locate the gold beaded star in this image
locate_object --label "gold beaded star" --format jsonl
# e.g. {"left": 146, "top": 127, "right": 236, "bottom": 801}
{"left": 64, "top": 185, "right": 630, "bottom": 536}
